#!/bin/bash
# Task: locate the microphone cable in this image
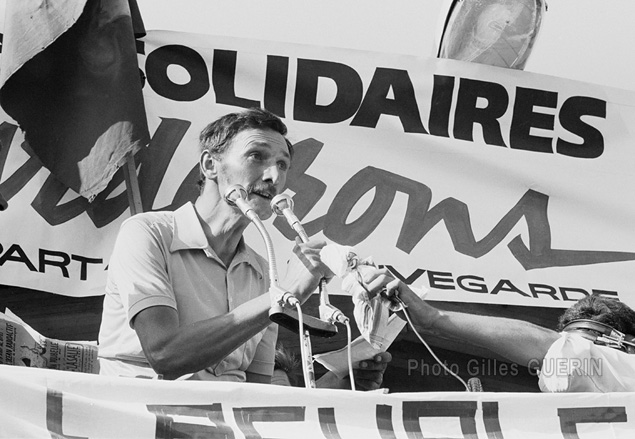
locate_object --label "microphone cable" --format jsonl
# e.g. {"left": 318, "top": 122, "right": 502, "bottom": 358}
{"left": 345, "top": 319, "right": 356, "bottom": 391}
{"left": 395, "top": 297, "right": 472, "bottom": 392}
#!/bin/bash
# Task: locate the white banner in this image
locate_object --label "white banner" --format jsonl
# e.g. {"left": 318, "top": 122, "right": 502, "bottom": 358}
{"left": 0, "top": 365, "right": 633, "bottom": 438}
{"left": 2, "top": 31, "right": 635, "bottom": 308}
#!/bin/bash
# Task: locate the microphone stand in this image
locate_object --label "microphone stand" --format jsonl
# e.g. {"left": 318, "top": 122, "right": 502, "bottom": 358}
{"left": 224, "top": 185, "right": 336, "bottom": 388}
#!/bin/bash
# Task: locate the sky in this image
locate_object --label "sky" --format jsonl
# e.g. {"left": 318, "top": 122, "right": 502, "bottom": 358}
{"left": 134, "top": 0, "right": 635, "bottom": 91}
{"left": 0, "top": 0, "right": 631, "bottom": 90}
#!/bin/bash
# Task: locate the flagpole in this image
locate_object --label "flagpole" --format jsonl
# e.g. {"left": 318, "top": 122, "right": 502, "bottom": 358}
{"left": 126, "top": 0, "right": 146, "bottom": 217}
{"left": 123, "top": 153, "right": 143, "bottom": 215}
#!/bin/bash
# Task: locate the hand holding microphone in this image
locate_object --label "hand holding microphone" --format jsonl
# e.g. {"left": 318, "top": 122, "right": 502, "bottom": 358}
{"left": 271, "top": 194, "right": 349, "bottom": 325}
{"left": 225, "top": 184, "right": 296, "bottom": 306}
{"left": 225, "top": 185, "right": 337, "bottom": 343}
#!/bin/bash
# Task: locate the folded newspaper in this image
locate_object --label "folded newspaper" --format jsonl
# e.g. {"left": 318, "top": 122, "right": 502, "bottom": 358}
{"left": 0, "top": 308, "right": 99, "bottom": 374}
{"left": 313, "top": 282, "right": 428, "bottom": 379}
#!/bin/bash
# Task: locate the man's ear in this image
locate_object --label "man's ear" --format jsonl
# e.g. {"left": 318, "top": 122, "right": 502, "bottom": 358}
{"left": 200, "top": 150, "right": 218, "bottom": 181}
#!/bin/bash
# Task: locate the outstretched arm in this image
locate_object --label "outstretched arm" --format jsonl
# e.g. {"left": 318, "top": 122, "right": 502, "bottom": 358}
{"left": 362, "top": 268, "right": 560, "bottom": 368}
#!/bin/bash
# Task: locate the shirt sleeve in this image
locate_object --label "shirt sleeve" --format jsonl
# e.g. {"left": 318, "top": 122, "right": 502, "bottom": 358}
{"left": 108, "top": 216, "right": 177, "bottom": 327}
{"left": 538, "top": 332, "right": 635, "bottom": 392}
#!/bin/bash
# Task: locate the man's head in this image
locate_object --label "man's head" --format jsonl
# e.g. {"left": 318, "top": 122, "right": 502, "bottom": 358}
{"left": 197, "top": 107, "right": 293, "bottom": 190}
{"left": 558, "top": 295, "right": 635, "bottom": 336}
{"left": 197, "top": 108, "right": 293, "bottom": 219}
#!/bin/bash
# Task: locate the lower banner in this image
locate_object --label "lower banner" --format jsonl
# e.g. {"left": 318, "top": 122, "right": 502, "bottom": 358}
{"left": 0, "top": 365, "right": 633, "bottom": 438}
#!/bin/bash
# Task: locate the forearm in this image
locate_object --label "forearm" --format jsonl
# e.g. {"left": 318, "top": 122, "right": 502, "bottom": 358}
{"left": 137, "top": 294, "right": 274, "bottom": 379}
{"left": 395, "top": 287, "right": 558, "bottom": 366}
{"left": 416, "top": 308, "right": 559, "bottom": 367}
{"left": 364, "top": 268, "right": 560, "bottom": 369}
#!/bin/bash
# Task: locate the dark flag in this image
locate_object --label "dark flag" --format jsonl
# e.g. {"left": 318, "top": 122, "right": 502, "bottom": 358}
{"left": 0, "top": 0, "right": 149, "bottom": 201}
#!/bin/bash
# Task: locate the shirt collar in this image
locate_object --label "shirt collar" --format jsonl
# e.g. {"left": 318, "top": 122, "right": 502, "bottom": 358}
{"left": 170, "top": 202, "right": 265, "bottom": 276}
{"left": 170, "top": 202, "right": 208, "bottom": 252}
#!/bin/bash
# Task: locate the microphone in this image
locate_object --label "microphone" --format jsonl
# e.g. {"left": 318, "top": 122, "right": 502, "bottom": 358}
{"left": 225, "top": 184, "right": 259, "bottom": 222}
{"left": 271, "top": 193, "right": 309, "bottom": 241}
{"left": 225, "top": 184, "right": 294, "bottom": 304}
{"left": 467, "top": 377, "right": 483, "bottom": 392}
{"left": 271, "top": 194, "right": 348, "bottom": 325}
{"left": 225, "top": 185, "right": 337, "bottom": 338}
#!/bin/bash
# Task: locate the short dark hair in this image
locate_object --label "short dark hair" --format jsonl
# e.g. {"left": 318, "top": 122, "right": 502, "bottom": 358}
{"left": 197, "top": 108, "right": 293, "bottom": 189}
{"left": 558, "top": 295, "right": 635, "bottom": 335}
{"left": 274, "top": 343, "right": 302, "bottom": 387}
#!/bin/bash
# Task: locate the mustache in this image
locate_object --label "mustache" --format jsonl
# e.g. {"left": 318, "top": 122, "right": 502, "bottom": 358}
{"left": 246, "top": 183, "right": 277, "bottom": 198}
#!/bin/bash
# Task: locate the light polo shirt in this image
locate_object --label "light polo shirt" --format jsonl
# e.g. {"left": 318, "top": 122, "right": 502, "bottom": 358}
{"left": 98, "top": 202, "right": 278, "bottom": 381}
{"left": 538, "top": 332, "right": 635, "bottom": 392}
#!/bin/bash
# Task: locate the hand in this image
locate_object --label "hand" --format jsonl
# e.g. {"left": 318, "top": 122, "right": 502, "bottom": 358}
{"left": 360, "top": 267, "right": 440, "bottom": 328}
{"left": 351, "top": 351, "right": 392, "bottom": 391}
{"left": 282, "top": 238, "right": 333, "bottom": 304}
{"left": 359, "top": 267, "right": 414, "bottom": 306}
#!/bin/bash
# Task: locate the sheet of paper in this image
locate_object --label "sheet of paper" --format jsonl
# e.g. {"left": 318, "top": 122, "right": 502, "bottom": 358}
{"left": 314, "top": 314, "right": 406, "bottom": 378}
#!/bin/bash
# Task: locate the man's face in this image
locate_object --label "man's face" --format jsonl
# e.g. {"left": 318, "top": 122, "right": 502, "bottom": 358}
{"left": 217, "top": 128, "right": 291, "bottom": 219}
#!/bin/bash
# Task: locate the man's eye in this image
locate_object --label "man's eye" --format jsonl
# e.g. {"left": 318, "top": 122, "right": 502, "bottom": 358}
{"left": 249, "top": 152, "right": 263, "bottom": 160}
{"left": 278, "top": 161, "right": 289, "bottom": 171}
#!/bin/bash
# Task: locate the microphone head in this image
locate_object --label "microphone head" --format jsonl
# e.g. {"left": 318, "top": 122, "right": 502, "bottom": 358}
{"left": 224, "top": 184, "right": 248, "bottom": 206}
{"left": 270, "top": 193, "right": 293, "bottom": 216}
{"left": 467, "top": 377, "right": 483, "bottom": 392}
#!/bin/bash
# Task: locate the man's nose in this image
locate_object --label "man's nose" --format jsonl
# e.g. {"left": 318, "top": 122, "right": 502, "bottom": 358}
{"left": 263, "top": 164, "right": 283, "bottom": 185}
